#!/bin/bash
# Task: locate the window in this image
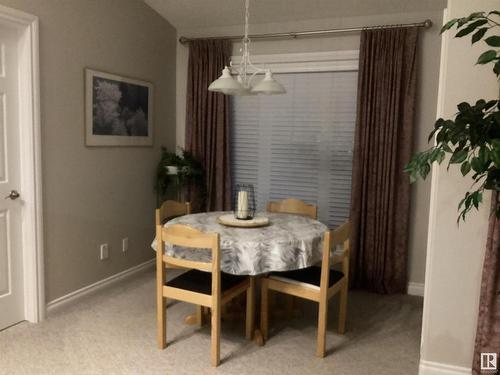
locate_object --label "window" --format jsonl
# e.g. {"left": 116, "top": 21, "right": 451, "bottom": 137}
{"left": 230, "top": 70, "right": 358, "bottom": 228}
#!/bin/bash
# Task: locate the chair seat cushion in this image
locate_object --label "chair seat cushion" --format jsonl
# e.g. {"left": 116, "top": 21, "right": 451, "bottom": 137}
{"left": 166, "top": 269, "right": 247, "bottom": 295}
{"left": 269, "top": 267, "right": 344, "bottom": 290}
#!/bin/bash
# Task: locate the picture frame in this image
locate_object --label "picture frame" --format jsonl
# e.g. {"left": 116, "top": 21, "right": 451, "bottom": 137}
{"left": 85, "top": 69, "right": 153, "bottom": 146}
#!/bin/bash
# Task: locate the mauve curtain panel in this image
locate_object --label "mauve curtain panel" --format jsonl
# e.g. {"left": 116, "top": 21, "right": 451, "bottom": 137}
{"left": 472, "top": 191, "right": 500, "bottom": 374}
{"left": 350, "top": 27, "right": 419, "bottom": 294}
{"left": 185, "top": 39, "right": 232, "bottom": 211}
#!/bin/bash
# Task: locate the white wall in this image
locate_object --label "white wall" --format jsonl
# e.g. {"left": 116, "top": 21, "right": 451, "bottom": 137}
{"left": 0, "top": 0, "right": 177, "bottom": 302}
{"left": 176, "top": 8, "right": 445, "bottom": 286}
{"left": 419, "top": 0, "right": 499, "bottom": 372}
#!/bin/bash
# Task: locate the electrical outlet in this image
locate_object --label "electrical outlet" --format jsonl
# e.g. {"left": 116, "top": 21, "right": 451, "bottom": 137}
{"left": 122, "top": 238, "right": 129, "bottom": 253}
{"left": 100, "top": 244, "right": 109, "bottom": 260}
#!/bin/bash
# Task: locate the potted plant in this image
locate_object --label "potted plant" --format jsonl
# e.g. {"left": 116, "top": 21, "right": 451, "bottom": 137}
{"left": 404, "top": 10, "right": 500, "bottom": 222}
{"left": 155, "top": 147, "right": 205, "bottom": 206}
{"left": 163, "top": 151, "right": 182, "bottom": 176}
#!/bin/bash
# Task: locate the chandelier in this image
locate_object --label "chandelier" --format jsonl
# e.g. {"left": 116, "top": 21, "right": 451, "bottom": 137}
{"left": 208, "top": 0, "right": 286, "bottom": 96}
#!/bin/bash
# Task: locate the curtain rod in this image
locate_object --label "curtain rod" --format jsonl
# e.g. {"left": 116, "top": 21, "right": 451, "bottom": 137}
{"left": 178, "top": 19, "right": 432, "bottom": 44}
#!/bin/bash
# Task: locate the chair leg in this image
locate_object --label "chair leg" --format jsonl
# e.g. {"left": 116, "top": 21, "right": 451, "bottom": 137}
{"left": 211, "top": 303, "right": 221, "bottom": 367}
{"left": 285, "top": 296, "right": 294, "bottom": 319}
{"left": 221, "top": 303, "right": 228, "bottom": 321}
{"left": 196, "top": 305, "right": 204, "bottom": 327}
{"left": 246, "top": 277, "right": 255, "bottom": 340}
{"left": 316, "top": 298, "right": 328, "bottom": 358}
{"left": 268, "top": 289, "right": 275, "bottom": 312}
{"left": 203, "top": 306, "right": 210, "bottom": 322}
{"left": 157, "top": 295, "right": 166, "bottom": 349}
{"left": 260, "top": 279, "right": 269, "bottom": 341}
{"left": 338, "top": 282, "right": 348, "bottom": 334}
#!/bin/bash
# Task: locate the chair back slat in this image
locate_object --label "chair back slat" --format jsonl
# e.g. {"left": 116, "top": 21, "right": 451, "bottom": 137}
{"left": 158, "top": 224, "right": 219, "bottom": 272}
{"left": 156, "top": 200, "right": 191, "bottom": 225}
{"left": 267, "top": 198, "right": 317, "bottom": 220}
{"left": 162, "top": 224, "right": 215, "bottom": 250}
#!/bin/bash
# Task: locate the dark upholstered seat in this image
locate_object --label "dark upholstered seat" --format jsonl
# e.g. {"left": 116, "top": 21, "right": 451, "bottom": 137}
{"left": 166, "top": 269, "right": 248, "bottom": 295}
{"left": 269, "top": 266, "right": 344, "bottom": 289}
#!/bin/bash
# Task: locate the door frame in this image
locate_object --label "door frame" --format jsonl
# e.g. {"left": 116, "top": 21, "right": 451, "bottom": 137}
{"left": 0, "top": 5, "right": 44, "bottom": 323}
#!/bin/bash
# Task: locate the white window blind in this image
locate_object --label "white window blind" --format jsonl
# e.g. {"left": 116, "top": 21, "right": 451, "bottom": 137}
{"left": 230, "top": 71, "right": 358, "bottom": 228}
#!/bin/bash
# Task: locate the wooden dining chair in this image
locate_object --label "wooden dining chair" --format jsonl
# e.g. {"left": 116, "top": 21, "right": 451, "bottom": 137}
{"left": 156, "top": 224, "right": 255, "bottom": 367}
{"left": 266, "top": 198, "right": 317, "bottom": 219}
{"left": 266, "top": 198, "right": 318, "bottom": 316}
{"left": 156, "top": 200, "right": 201, "bottom": 320}
{"left": 155, "top": 200, "right": 191, "bottom": 226}
{"left": 260, "top": 221, "right": 350, "bottom": 358}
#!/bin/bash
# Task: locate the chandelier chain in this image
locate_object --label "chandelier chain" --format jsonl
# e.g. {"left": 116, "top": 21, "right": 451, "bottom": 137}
{"left": 241, "top": 0, "right": 251, "bottom": 85}
{"left": 244, "top": 0, "right": 250, "bottom": 43}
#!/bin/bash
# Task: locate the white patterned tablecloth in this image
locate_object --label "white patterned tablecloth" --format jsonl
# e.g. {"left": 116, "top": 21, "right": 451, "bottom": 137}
{"left": 151, "top": 211, "right": 328, "bottom": 276}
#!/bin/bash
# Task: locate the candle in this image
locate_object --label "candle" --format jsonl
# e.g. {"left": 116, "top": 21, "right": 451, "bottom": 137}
{"left": 237, "top": 190, "right": 249, "bottom": 219}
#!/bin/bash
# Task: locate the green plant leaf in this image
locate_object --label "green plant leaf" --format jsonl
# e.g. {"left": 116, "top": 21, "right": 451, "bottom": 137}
{"left": 419, "top": 162, "right": 431, "bottom": 179}
{"left": 491, "top": 149, "right": 500, "bottom": 167}
{"left": 470, "top": 157, "right": 483, "bottom": 172}
{"left": 488, "top": 10, "right": 500, "bottom": 17}
{"left": 494, "top": 60, "right": 500, "bottom": 76}
{"left": 403, "top": 165, "right": 412, "bottom": 174}
{"left": 457, "top": 13, "right": 485, "bottom": 28}
{"left": 436, "top": 150, "right": 446, "bottom": 164}
{"left": 428, "top": 128, "right": 439, "bottom": 142}
{"left": 472, "top": 27, "right": 489, "bottom": 44}
{"left": 461, "top": 161, "right": 471, "bottom": 175}
{"left": 455, "top": 19, "right": 488, "bottom": 37}
{"left": 450, "top": 148, "right": 469, "bottom": 164}
{"left": 441, "top": 18, "right": 458, "bottom": 33}
{"left": 442, "top": 143, "right": 453, "bottom": 153}
{"left": 458, "top": 192, "right": 470, "bottom": 210}
{"left": 469, "top": 12, "right": 486, "bottom": 19}
{"left": 485, "top": 35, "right": 500, "bottom": 46}
{"left": 477, "top": 50, "right": 498, "bottom": 64}
{"left": 476, "top": 99, "right": 487, "bottom": 108}
{"left": 484, "top": 100, "right": 499, "bottom": 110}
{"left": 457, "top": 102, "right": 471, "bottom": 112}
{"left": 479, "top": 146, "right": 489, "bottom": 162}
{"left": 472, "top": 191, "right": 483, "bottom": 209}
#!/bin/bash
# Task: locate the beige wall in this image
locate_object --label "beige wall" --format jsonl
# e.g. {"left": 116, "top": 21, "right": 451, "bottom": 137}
{"left": 419, "top": 0, "right": 499, "bottom": 371}
{"left": 176, "top": 8, "right": 445, "bottom": 285}
{"left": 0, "top": 0, "right": 176, "bottom": 302}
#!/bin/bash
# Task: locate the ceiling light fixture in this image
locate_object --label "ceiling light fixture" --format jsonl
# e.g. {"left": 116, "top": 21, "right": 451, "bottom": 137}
{"left": 208, "top": 0, "right": 286, "bottom": 96}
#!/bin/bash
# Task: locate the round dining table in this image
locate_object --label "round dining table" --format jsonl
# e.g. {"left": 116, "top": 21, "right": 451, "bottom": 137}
{"left": 154, "top": 211, "right": 328, "bottom": 275}
{"left": 151, "top": 211, "right": 328, "bottom": 345}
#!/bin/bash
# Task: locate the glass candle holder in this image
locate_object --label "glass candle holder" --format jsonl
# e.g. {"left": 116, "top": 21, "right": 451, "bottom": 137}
{"left": 233, "top": 184, "right": 255, "bottom": 220}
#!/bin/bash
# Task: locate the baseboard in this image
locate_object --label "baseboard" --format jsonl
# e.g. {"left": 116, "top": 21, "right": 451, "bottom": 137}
{"left": 419, "top": 360, "right": 471, "bottom": 375}
{"left": 408, "top": 282, "right": 425, "bottom": 297}
{"left": 46, "top": 259, "right": 155, "bottom": 314}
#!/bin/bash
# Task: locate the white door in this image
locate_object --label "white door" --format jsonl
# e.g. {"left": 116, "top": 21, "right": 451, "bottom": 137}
{"left": 0, "top": 22, "right": 24, "bottom": 330}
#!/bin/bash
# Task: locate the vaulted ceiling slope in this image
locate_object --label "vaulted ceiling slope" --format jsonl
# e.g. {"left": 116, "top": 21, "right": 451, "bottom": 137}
{"left": 144, "top": 0, "right": 447, "bottom": 30}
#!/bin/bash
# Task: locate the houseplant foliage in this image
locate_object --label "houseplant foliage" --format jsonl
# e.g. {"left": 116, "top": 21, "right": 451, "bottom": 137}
{"left": 404, "top": 11, "right": 500, "bottom": 221}
{"left": 155, "top": 147, "right": 205, "bottom": 206}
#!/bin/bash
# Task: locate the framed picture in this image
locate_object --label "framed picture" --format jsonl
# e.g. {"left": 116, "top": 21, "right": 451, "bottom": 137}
{"left": 85, "top": 69, "right": 153, "bottom": 146}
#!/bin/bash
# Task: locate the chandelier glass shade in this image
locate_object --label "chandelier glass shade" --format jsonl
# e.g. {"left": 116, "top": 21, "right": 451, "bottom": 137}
{"left": 208, "top": 0, "right": 286, "bottom": 96}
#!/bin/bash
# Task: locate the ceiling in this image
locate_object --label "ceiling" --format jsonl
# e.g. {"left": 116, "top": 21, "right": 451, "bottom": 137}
{"left": 144, "top": 0, "right": 446, "bottom": 30}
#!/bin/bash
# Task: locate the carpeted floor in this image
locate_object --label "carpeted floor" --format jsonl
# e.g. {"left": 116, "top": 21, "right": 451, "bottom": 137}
{"left": 1, "top": 269, "right": 423, "bottom": 375}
